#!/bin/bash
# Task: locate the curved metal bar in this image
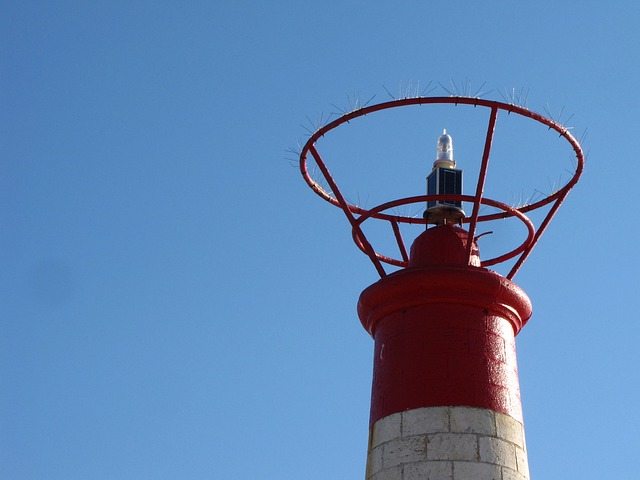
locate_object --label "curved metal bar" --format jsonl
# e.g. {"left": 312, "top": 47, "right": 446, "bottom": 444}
{"left": 299, "top": 97, "right": 584, "bottom": 224}
{"left": 351, "top": 195, "right": 535, "bottom": 271}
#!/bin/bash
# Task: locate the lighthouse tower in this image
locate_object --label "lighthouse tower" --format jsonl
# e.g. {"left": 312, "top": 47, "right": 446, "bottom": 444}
{"left": 360, "top": 132, "right": 531, "bottom": 480}
{"left": 298, "top": 96, "right": 584, "bottom": 480}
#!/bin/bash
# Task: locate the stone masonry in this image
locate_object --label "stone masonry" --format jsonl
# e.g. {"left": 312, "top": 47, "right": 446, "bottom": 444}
{"left": 366, "top": 406, "right": 529, "bottom": 480}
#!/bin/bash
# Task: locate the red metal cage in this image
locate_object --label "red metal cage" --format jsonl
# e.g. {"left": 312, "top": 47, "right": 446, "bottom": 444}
{"left": 299, "top": 96, "right": 584, "bottom": 280}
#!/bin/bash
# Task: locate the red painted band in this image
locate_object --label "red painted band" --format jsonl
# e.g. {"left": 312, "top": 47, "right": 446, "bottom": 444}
{"left": 358, "top": 266, "right": 531, "bottom": 426}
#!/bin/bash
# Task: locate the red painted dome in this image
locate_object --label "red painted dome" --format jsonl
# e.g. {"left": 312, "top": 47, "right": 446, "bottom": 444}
{"left": 409, "top": 225, "right": 481, "bottom": 268}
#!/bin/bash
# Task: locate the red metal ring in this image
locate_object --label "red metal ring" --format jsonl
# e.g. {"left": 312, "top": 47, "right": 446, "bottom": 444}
{"left": 351, "top": 195, "right": 535, "bottom": 268}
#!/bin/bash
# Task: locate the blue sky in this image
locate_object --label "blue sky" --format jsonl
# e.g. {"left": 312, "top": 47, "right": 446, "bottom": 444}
{"left": 2, "top": 1, "right": 639, "bottom": 479}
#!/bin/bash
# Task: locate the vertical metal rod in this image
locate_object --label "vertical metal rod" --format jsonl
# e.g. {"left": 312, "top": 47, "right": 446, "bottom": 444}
{"left": 309, "top": 144, "right": 387, "bottom": 277}
{"left": 466, "top": 107, "right": 499, "bottom": 262}
{"left": 390, "top": 220, "right": 409, "bottom": 263}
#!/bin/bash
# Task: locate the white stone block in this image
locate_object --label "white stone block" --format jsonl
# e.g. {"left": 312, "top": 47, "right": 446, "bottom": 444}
{"left": 403, "top": 407, "right": 449, "bottom": 437}
{"left": 371, "top": 466, "right": 402, "bottom": 480}
{"left": 495, "top": 412, "right": 525, "bottom": 448}
{"left": 372, "top": 412, "right": 402, "bottom": 448}
{"left": 383, "top": 436, "right": 427, "bottom": 468}
{"left": 502, "top": 466, "right": 529, "bottom": 480}
{"left": 366, "top": 444, "right": 384, "bottom": 478}
{"left": 453, "top": 461, "right": 501, "bottom": 480}
{"left": 515, "top": 445, "right": 529, "bottom": 475}
{"left": 403, "top": 461, "right": 453, "bottom": 480}
{"left": 450, "top": 407, "right": 495, "bottom": 435}
{"left": 427, "top": 433, "right": 478, "bottom": 461}
{"left": 478, "top": 436, "right": 516, "bottom": 470}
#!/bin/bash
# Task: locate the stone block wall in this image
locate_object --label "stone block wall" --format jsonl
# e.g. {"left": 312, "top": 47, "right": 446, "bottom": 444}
{"left": 366, "top": 406, "right": 529, "bottom": 480}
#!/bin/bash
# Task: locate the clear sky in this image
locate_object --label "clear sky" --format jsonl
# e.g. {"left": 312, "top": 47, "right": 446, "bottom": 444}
{"left": 2, "top": 1, "right": 639, "bottom": 479}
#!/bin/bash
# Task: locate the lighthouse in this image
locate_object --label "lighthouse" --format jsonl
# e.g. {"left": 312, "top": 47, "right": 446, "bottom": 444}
{"left": 298, "top": 96, "right": 584, "bottom": 480}
{"left": 360, "top": 131, "right": 531, "bottom": 480}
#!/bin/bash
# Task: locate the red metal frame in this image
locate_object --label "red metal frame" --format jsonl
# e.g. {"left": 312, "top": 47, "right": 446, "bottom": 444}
{"left": 299, "top": 96, "right": 584, "bottom": 280}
